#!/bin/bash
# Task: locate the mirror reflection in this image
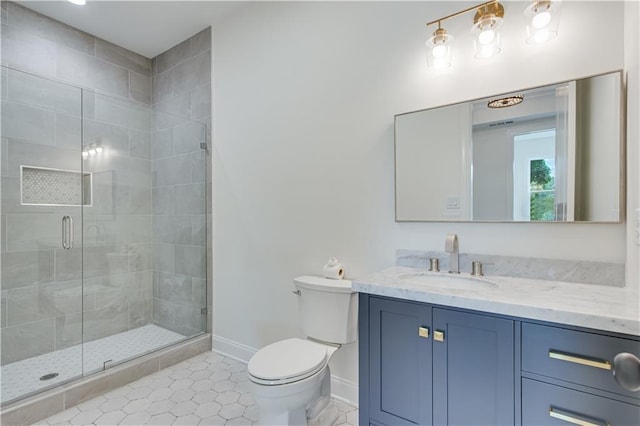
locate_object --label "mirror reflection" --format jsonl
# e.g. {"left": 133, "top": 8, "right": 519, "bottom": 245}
{"left": 395, "top": 71, "right": 623, "bottom": 222}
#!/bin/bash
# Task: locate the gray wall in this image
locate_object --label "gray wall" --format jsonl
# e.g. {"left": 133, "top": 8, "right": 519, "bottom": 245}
{"left": 150, "top": 28, "right": 211, "bottom": 337}
{"left": 0, "top": 1, "right": 154, "bottom": 365}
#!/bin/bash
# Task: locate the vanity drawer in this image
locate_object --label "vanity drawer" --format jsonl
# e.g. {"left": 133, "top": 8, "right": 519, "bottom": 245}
{"left": 522, "top": 323, "right": 640, "bottom": 399}
{"left": 522, "top": 378, "right": 640, "bottom": 426}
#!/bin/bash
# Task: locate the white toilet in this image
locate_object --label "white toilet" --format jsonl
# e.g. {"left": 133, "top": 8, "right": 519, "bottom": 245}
{"left": 247, "top": 276, "right": 357, "bottom": 426}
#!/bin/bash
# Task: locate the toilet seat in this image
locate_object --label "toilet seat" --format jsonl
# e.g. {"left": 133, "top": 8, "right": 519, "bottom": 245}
{"left": 248, "top": 338, "right": 329, "bottom": 386}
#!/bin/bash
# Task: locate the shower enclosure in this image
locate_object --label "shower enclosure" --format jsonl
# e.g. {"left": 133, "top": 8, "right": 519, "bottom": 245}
{"left": 0, "top": 66, "right": 208, "bottom": 405}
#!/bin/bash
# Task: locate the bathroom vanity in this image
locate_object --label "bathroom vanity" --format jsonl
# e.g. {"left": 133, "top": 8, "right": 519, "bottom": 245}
{"left": 355, "top": 268, "right": 640, "bottom": 426}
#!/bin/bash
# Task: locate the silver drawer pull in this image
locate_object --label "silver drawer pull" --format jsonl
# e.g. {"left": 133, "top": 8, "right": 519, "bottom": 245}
{"left": 549, "top": 407, "right": 609, "bottom": 426}
{"left": 549, "top": 350, "right": 611, "bottom": 370}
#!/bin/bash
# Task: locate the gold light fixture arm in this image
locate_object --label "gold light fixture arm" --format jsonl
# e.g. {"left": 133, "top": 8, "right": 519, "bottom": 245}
{"left": 426, "top": 0, "right": 502, "bottom": 27}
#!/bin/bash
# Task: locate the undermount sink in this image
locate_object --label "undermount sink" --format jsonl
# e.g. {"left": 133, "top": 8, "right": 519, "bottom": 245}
{"left": 397, "top": 271, "right": 498, "bottom": 288}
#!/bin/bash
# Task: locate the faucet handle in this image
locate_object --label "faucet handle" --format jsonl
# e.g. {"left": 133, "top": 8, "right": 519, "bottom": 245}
{"left": 429, "top": 258, "right": 440, "bottom": 272}
{"left": 445, "top": 233, "right": 458, "bottom": 252}
{"left": 471, "top": 261, "right": 483, "bottom": 276}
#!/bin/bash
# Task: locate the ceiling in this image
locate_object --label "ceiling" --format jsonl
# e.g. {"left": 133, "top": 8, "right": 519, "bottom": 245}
{"left": 16, "top": 1, "right": 250, "bottom": 58}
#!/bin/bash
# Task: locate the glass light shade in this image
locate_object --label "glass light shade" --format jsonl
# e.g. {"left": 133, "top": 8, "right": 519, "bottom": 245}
{"left": 426, "top": 29, "right": 454, "bottom": 70}
{"left": 471, "top": 15, "right": 503, "bottom": 59}
{"left": 95, "top": 145, "right": 103, "bottom": 154}
{"left": 81, "top": 151, "right": 89, "bottom": 159}
{"left": 524, "top": 0, "right": 561, "bottom": 44}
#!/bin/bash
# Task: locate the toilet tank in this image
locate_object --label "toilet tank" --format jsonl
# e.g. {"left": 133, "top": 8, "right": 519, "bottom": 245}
{"left": 293, "top": 276, "right": 358, "bottom": 344}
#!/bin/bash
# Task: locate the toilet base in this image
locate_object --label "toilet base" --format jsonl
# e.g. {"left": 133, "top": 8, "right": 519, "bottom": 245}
{"left": 308, "top": 402, "right": 338, "bottom": 426}
{"left": 251, "top": 365, "right": 339, "bottom": 426}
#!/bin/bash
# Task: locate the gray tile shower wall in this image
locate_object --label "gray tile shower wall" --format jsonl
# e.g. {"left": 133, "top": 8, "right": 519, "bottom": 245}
{"left": 0, "top": 1, "right": 155, "bottom": 365}
{"left": 150, "top": 27, "right": 211, "bottom": 337}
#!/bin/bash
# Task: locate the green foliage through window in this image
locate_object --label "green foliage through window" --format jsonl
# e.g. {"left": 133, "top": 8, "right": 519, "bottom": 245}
{"left": 530, "top": 159, "right": 555, "bottom": 221}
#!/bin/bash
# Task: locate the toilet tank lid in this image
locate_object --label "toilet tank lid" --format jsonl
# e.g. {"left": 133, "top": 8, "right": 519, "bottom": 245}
{"left": 293, "top": 276, "right": 353, "bottom": 293}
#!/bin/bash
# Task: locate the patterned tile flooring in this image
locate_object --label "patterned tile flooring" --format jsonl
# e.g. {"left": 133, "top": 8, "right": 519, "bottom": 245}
{"left": 36, "top": 351, "right": 358, "bottom": 425}
{"left": 2, "top": 325, "right": 185, "bottom": 404}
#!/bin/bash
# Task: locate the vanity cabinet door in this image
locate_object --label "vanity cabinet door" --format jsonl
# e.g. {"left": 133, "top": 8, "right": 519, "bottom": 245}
{"left": 432, "top": 308, "right": 515, "bottom": 426}
{"left": 369, "top": 297, "right": 433, "bottom": 426}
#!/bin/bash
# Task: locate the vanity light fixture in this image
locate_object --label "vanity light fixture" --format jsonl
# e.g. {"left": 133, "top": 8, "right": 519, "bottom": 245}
{"left": 471, "top": 1, "right": 504, "bottom": 59}
{"left": 426, "top": 22, "right": 455, "bottom": 70}
{"left": 425, "top": 0, "right": 561, "bottom": 70}
{"left": 487, "top": 95, "right": 524, "bottom": 108}
{"left": 425, "top": 0, "right": 505, "bottom": 69}
{"left": 524, "top": 0, "right": 561, "bottom": 44}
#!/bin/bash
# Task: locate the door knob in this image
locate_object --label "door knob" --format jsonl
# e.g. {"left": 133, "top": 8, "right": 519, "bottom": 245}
{"left": 613, "top": 352, "right": 640, "bottom": 391}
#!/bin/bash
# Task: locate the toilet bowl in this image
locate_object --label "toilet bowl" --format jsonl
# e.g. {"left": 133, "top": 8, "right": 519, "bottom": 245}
{"left": 247, "top": 276, "right": 357, "bottom": 425}
{"left": 248, "top": 338, "right": 339, "bottom": 425}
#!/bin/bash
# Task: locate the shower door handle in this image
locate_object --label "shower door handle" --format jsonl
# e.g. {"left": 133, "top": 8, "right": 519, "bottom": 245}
{"left": 62, "top": 216, "right": 73, "bottom": 250}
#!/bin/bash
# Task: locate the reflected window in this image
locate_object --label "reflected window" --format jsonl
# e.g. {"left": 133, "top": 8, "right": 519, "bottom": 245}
{"left": 529, "top": 158, "right": 555, "bottom": 221}
{"left": 513, "top": 129, "right": 556, "bottom": 221}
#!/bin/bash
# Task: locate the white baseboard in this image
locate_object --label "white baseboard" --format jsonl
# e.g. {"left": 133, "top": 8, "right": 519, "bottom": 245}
{"left": 212, "top": 335, "right": 256, "bottom": 363}
{"left": 329, "top": 375, "right": 359, "bottom": 407}
{"left": 212, "top": 335, "right": 359, "bottom": 406}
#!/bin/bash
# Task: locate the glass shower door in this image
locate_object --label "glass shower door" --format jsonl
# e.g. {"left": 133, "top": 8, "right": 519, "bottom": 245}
{"left": 1, "top": 66, "right": 85, "bottom": 404}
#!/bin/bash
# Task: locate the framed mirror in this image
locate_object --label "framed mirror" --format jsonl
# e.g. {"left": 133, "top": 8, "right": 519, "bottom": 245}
{"left": 395, "top": 71, "right": 624, "bottom": 223}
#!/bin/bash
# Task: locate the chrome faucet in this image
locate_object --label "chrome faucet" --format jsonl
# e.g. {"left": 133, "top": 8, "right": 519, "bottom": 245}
{"left": 445, "top": 233, "right": 459, "bottom": 274}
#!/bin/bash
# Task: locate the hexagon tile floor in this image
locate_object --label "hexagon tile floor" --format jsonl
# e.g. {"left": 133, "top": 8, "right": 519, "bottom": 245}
{"left": 35, "top": 351, "right": 358, "bottom": 425}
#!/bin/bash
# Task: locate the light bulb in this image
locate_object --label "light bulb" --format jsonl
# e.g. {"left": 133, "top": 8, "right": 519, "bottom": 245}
{"left": 478, "top": 45, "right": 496, "bottom": 58}
{"left": 432, "top": 44, "right": 447, "bottom": 59}
{"left": 88, "top": 147, "right": 96, "bottom": 156}
{"left": 532, "top": 11, "right": 551, "bottom": 29}
{"left": 95, "top": 145, "right": 103, "bottom": 154}
{"left": 534, "top": 29, "right": 552, "bottom": 43}
{"left": 478, "top": 29, "right": 495, "bottom": 45}
{"left": 82, "top": 151, "right": 88, "bottom": 159}
{"left": 68, "top": 0, "right": 86, "bottom": 5}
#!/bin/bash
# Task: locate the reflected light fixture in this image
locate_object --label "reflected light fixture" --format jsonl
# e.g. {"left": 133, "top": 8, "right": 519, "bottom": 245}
{"left": 471, "top": 1, "right": 504, "bottom": 59}
{"left": 524, "top": 0, "right": 561, "bottom": 44}
{"left": 68, "top": 0, "right": 86, "bottom": 5}
{"left": 487, "top": 95, "right": 524, "bottom": 108}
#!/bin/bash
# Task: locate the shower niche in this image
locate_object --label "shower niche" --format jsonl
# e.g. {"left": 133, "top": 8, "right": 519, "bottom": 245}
{"left": 21, "top": 166, "right": 92, "bottom": 206}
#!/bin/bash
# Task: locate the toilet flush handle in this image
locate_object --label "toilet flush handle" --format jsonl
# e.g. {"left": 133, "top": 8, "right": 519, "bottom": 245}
{"left": 292, "top": 290, "right": 301, "bottom": 296}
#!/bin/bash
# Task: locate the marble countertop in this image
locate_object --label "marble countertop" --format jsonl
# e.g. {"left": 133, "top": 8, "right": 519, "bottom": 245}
{"left": 353, "top": 266, "right": 640, "bottom": 336}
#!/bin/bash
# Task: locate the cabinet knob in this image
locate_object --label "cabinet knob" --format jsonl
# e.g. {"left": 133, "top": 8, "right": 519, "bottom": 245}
{"left": 613, "top": 352, "right": 640, "bottom": 392}
{"left": 434, "top": 330, "right": 445, "bottom": 342}
{"left": 418, "top": 326, "right": 430, "bottom": 339}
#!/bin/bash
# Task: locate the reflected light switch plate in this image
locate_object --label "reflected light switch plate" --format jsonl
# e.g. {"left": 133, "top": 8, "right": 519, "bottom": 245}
{"left": 446, "top": 196, "right": 460, "bottom": 210}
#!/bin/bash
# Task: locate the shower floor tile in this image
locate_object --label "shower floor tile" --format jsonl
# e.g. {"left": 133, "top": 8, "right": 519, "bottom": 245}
{"left": 36, "top": 351, "right": 358, "bottom": 426}
{"left": 1, "top": 325, "right": 185, "bottom": 404}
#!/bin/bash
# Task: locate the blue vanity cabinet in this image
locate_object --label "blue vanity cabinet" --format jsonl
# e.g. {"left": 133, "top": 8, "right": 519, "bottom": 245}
{"left": 360, "top": 294, "right": 514, "bottom": 426}
{"left": 432, "top": 308, "right": 515, "bottom": 425}
{"left": 367, "top": 296, "right": 433, "bottom": 426}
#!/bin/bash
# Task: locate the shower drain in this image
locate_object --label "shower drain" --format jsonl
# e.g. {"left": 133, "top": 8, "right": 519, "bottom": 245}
{"left": 39, "top": 373, "right": 59, "bottom": 381}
